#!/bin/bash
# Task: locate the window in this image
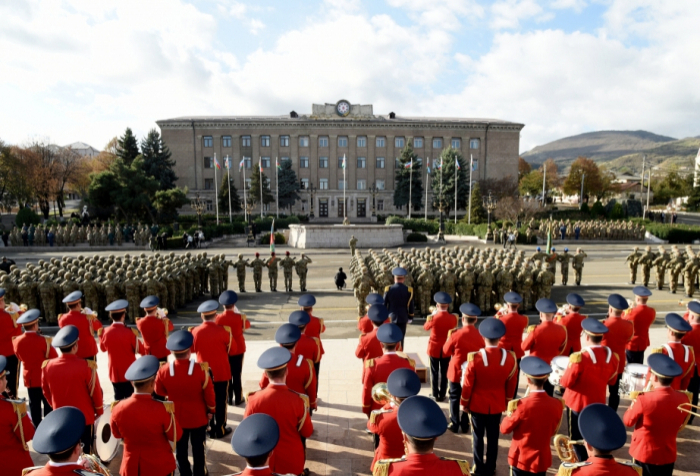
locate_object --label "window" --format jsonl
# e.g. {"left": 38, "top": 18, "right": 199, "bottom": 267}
{"left": 451, "top": 138, "right": 461, "bottom": 149}
{"left": 204, "top": 178, "right": 214, "bottom": 190}
{"left": 203, "top": 136, "right": 213, "bottom": 148}
{"left": 376, "top": 157, "right": 385, "bottom": 169}
{"left": 242, "top": 136, "right": 251, "bottom": 147}
{"left": 319, "top": 136, "right": 329, "bottom": 147}
{"left": 204, "top": 157, "right": 213, "bottom": 169}
{"left": 319, "top": 178, "right": 328, "bottom": 190}
{"left": 376, "top": 137, "right": 386, "bottom": 147}
{"left": 319, "top": 157, "right": 329, "bottom": 168}
{"left": 338, "top": 137, "right": 348, "bottom": 147}
{"left": 357, "top": 136, "right": 367, "bottom": 147}
{"left": 395, "top": 137, "right": 405, "bottom": 148}
{"left": 299, "top": 136, "right": 309, "bottom": 147}
{"left": 261, "top": 157, "right": 271, "bottom": 168}
{"left": 244, "top": 157, "right": 251, "bottom": 169}
{"left": 338, "top": 157, "right": 346, "bottom": 169}
{"left": 261, "top": 135, "right": 270, "bottom": 147}
{"left": 206, "top": 200, "right": 214, "bottom": 211}
{"left": 433, "top": 138, "right": 442, "bottom": 149}
{"left": 338, "top": 180, "right": 346, "bottom": 190}
{"left": 245, "top": 178, "right": 251, "bottom": 190}
{"left": 376, "top": 179, "right": 385, "bottom": 190}
{"left": 414, "top": 137, "right": 423, "bottom": 148}
{"left": 377, "top": 200, "right": 384, "bottom": 211}
{"left": 280, "top": 135, "right": 290, "bottom": 147}
{"left": 300, "top": 157, "right": 309, "bottom": 168}
{"left": 222, "top": 136, "right": 232, "bottom": 147}
{"left": 301, "top": 178, "right": 309, "bottom": 189}
{"left": 470, "top": 139, "right": 480, "bottom": 149}
{"left": 357, "top": 157, "right": 366, "bottom": 168}
{"left": 357, "top": 179, "right": 366, "bottom": 190}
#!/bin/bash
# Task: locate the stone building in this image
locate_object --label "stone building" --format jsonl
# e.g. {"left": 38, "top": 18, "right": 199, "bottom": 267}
{"left": 156, "top": 101, "right": 524, "bottom": 220}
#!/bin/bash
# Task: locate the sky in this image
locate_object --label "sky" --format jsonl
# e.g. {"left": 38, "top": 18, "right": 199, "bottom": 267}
{"left": 1, "top": 0, "right": 699, "bottom": 153}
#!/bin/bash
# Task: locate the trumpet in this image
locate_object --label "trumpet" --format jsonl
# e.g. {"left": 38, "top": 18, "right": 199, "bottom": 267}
{"left": 553, "top": 434, "right": 584, "bottom": 463}
{"left": 80, "top": 454, "right": 113, "bottom": 475}
{"left": 678, "top": 402, "right": 700, "bottom": 418}
{"left": 371, "top": 383, "right": 397, "bottom": 406}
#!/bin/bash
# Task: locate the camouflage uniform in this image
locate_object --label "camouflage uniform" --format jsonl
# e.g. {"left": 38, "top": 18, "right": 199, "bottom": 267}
{"left": 281, "top": 254, "right": 296, "bottom": 292}
{"left": 250, "top": 255, "right": 265, "bottom": 292}
{"left": 233, "top": 255, "right": 249, "bottom": 292}
{"left": 625, "top": 247, "right": 642, "bottom": 284}
{"left": 266, "top": 254, "right": 278, "bottom": 292}
{"left": 557, "top": 251, "right": 573, "bottom": 286}
{"left": 476, "top": 264, "right": 494, "bottom": 312}
{"left": 572, "top": 249, "right": 588, "bottom": 286}
{"left": 295, "top": 254, "right": 312, "bottom": 292}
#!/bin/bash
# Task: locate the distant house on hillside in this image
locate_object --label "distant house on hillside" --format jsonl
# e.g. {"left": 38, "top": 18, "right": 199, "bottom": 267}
{"left": 613, "top": 174, "right": 642, "bottom": 184}
{"left": 66, "top": 142, "right": 99, "bottom": 157}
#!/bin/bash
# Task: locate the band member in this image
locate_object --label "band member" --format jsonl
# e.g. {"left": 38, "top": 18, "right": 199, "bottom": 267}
{"left": 601, "top": 293, "right": 634, "bottom": 410}
{"left": 58, "top": 290, "right": 102, "bottom": 360}
{"left": 500, "top": 356, "right": 565, "bottom": 476}
{"left": 23, "top": 407, "right": 94, "bottom": 476}
{"left": 373, "top": 395, "right": 470, "bottom": 476}
{"left": 646, "top": 313, "right": 695, "bottom": 391}
{"left": 260, "top": 323, "right": 317, "bottom": 410}
{"left": 192, "top": 300, "right": 234, "bottom": 438}
{"left": 155, "top": 330, "right": 215, "bottom": 476}
{"left": 358, "top": 294, "right": 389, "bottom": 334}
{"left": 111, "top": 355, "right": 182, "bottom": 476}
{"left": 216, "top": 290, "right": 250, "bottom": 406}
{"left": 362, "top": 323, "right": 416, "bottom": 417}
{"left": 136, "top": 295, "right": 173, "bottom": 363}
{"left": 521, "top": 298, "right": 567, "bottom": 396}
{"left": 682, "top": 301, "right": 700, "bottom": 424}
{"left": 0, "top": 355, "right": 35, "bottom": 475}
{"left": 444, "top": 302, "right": 485, "bottom": 434}
{"left": 99, "top": 299, "right": 139, "bottom": 401}
{"left": 560, "top": 318, "right": 619, "bottom": 462}
{"left": 367, "top": 368, "right": 421, "bottom": 471}
{"left": 424, "top": 292, "right": 458, "bottom": 402}
{"left": 497, "top": 292, "right": 528, "bottom": 399}
{"left": 13, "top": 309, "right": 56, "bottom": 428}
{"left": 289, "top": 310, "right": 322, "bottom": 382}
{"left": 41, "top": 325, "right": 103, "bottom": 454}
{"left": 299, "top": 294, "right": 325, "bottom": 387}
{"left": 461, "top": 317, "right": 518, "bottom": 476}
{"left": 623, "top": 353, "right": 691, "bottom": 476}
{"left": 624, "top": 286, "right": 656, "bottom": 364}
{"left": 245, "top": 347, "right": 314, "bottom": 476}
{"left": 0, "top": 289, "right": 22, "bottom": 398}
{"left": 356, "top": 305, "right": 391, "bottom": 382}
{"left": 230, "top": 413, "right": 280, "bottom": 476}
{"left": 556, "top": 293, "right": 586, "bottom": 355}
{"left": 384, "top": 267, "right": 415, "bottom": 349}
{"left": 556, "top": 403, "right": 641, "bottom": 476}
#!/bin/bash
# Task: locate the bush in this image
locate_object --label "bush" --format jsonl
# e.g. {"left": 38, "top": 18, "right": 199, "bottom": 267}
{"left": 386, "top": 216, "right": 440, "bottom": 234}
{"left": 260, "top": 232, "right": 286, "bottom": 244}
{"left": 590, "top": 201, "right": 605, "bottom": 218}
{"left": 406, "top": 232, "right": 428, "bottom": 242}
{"left": 644, "top": 223, "right": 700, "bottom": 243}
{"left": 609, "top": 202, "right": 625, "bottom": 219}
{"left": 254, "top": 216, "right": 300, "bottom": 231}
{"left": 165, "top": 237, "right": 185, "bottom": 249}
{"left": 580, "top": 203, "right": 590, "bottom": 213}
{"left": 16, "top": 208, "right": 41, "bottom": 227}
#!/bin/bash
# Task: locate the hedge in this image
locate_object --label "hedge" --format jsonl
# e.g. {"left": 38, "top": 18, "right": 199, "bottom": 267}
{"left": 253, "top": 216, "right": 300, "bottom": 231}
{"left": 385, "top": 216, "right": 440, "bottom": 234}
{"left": 643, "top": 223, "right": 700, "bottom": 243}
{"left": 406, "top": 232, "right": 428, "bottom": 242}
{"left": 259, "top": 232, "right": 287, "bottom": 244}
{"left": 16, "top": 208, "right": 41, "bottom": 227}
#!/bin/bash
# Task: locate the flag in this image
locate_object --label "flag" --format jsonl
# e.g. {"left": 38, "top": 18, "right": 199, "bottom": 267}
{"left": 472, "top": 159, "right": 478, "bottom": 171}
{"left": 341, "top": 155, "right": 346, "bottom": 169}
{"left": 239, "top": 158, "right": 245, "bottom": 170}
{"left": 224, "top": 156, "right": 231, "bottom": 169}
{"left": 435, "top": 159, "right": 442, "bottom": 170}
{"left": 214, "top": 157, "right": 222, "bottom": 170}
{"left": 270, "top": 220, "right": 275, "bottom": 256}
{"left": 259, "top": 160, "right": 263, "bottom": 173}
{"left": 276, "top": 157, "right": 281, "bottom": 170}
{"left": 404, "top": 160, "right": 412, "bottom": 169}
{"left": 455, "top": 158, "right": 461, "bottom": 170}
{"left": 426, "top": 158, "right": 431, "bottom": 174}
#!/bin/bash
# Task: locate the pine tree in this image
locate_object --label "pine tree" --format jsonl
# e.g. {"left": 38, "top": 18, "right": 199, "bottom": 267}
{"left": 465, "top": 182, "right": 486, "bottom": 223}
{"left": 430, "top": 148, "right": 470, "bottom": 218}
{"left": 393, "top": 144, "right": 423, "bottom": 213}
{"left": 117, "top": 127, "right": 140, "bottom": 166}
{"left": 277, "top": 159, "right": 300, "bottom": 211}
{"left": 141, "top": 128, "right": 178, "bottom": 190}
{"left": 218, "top": 174, "right": 242, "bottom": 214}
{"left": 249, "top": 166, "right": 274, "bottom": 213}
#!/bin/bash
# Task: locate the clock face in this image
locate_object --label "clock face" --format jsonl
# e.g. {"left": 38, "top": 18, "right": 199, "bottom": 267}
{"left": 336, "top": 100, "right": 351, "bottom": 117}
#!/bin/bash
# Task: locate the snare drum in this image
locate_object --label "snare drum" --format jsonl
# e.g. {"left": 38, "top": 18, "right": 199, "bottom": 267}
{"left": 549, "top": 356, "right": 570, "bottom": 389}
{"left": 619, "top": 363, "right": 648, "bottom": 396}
{"left": 94, "top": 404, "right": 120, "bottom": 463}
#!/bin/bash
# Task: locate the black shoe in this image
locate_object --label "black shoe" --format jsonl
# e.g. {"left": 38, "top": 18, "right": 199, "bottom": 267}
{"left": 447, "top": 423, "right": 458, "bottom": 433}
{"left": 227, "top": 398, "right": 233, "bottom": 405}
{"left": 437, "top": 396, "right": 446, "bottom": 402}
{"left": 234, "top": 398, "right": 245, "bottom": 406}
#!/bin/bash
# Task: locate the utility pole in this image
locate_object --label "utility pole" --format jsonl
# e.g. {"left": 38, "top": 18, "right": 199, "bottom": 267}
{"left": 579, "top": 173, "right": 585, "bottom": 210}
{"left": 645, "top": 169, "right": 652, "bottom": 219}
{"left": 541, "top": 162, "right": 547, "bottom": 207}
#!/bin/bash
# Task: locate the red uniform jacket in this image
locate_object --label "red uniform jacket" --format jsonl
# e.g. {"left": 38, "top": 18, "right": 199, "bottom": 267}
{"left": 244, "top": 384, "right": 314, "bottom": 476}
{"left": 375, "top": 452, "right": 470, "bottom": 476}
{"left": 601, "top": 316, "right": 634, "bottom": 375}
{"left": 295, "top": 334, "right": 322, "bottom": 364}
{"left": 136, "top": 314, "right": 173, "bottom": 360}
{"left": 423, "top": 311, "right": 458, "bottom": 358}
{"left": 624, "top": 305, "right": 656, "bottom": 352}
{"left": 367, "top": 402, "right": 403, "bottom": 471}
{"left": 215, "top": 309, "right": 250, "bottom": 355}
{"left": 22, "top": 463, "right": 93, "bottom": 475}
{"left": 358, "top": 314, "right": 389, "bottom": 334}
{"left": 623, "top": 387, "right": 690, "bottom": 465}
{"left": 0, "top": 310, "right": 22, "bottom": 357}
{"left": 304, "top": 314, "right": 325, "bottom": 359}
{"left": 498, "top": 311, "right": 529, "bottom": 359}
{"left": 500, "top": 391, "right": 564, "bottom": 473}
{"left": 155, "top": 357, "right": 215, "bottom": 429}
{"left": 461, "top": 347, "right": 518, "bottom": 414}
{"left": 42, "top": 353, "right": 103, "bottom": 424}
{"left": 556, "top": 457, "right": 641, "bottom": 476}
{"left": 682, "top": 324, "right": 700, "bottom": 374}
{"left": 556, "top": 312, "right": 586, "bottom": 353}
{"left": 58, "top": 310, "right": 102, "bottom": 359}
{"left": 561, "top": 346, "right": 619, "bottom": 412}
{"left": 356, "top": 328, "right": 384, "bottom": 383}
{"left": 260, "top": 351, "right": 318, "bottom": 409}
{"left": 521, "top": 321, "right": 567, "bottom": 365}
{"left": 231, "top": 468, "right": 276, "bottom": 476}
{"left": 443, "top": 326, "right": 485, "bottom": 383}
{"left": 646, "top": 344, "right": 695, "bottom": 390}
{"left": 13, "top": 331, "right": 57, "bottom": 387}
{"left": 362, "top": 353, "right": 416, "bottom": 416}
{"left": 192, "top": 321, "right": 233, "bottom": 382}
{"left": 98, "top": 323, "right": 139, "bottom": 383}
{"left": 0, "top": 397, "right": 35, "bottom": 476}
{"left": 111, "top": 393, "right": 182, "bottom": 476}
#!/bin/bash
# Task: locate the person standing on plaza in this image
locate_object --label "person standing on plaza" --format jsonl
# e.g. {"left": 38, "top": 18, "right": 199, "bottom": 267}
{"left": 136, "top": 295, "right": 173, "bottom": 363}
{"left": 99, "top": 299, "right": 140, "bottom": 401}
{"left": 384, "top": 267, "right": 415, "bottom": 350}
{"left": 299, "top": 294, "right": 325, "bottom": 386}
{"left": 624, "top": 286, "right": 656, "bottom": 364}
{"left": 423, "top": 291, "right": 459, "bottom": 402}
{"left": 230, "top": 413, "right": 281, "bottom": 476}
{"left": 601, "top": 293, "right": 634, "bottom": 410}
{"left": 358, "top": 293, "right": 389, "bottom": 335}
{"left": 646, "top": 313, "right": 695, "bottom": 391}
{"left": 556, "top": 293, "right": 587, "bottom": 356}
{"left": 216, "top": 290, "right": 250, "bottom": 406}
{"left": 681, "top": 301, "right": 700, "bottom": 423}
{"left": 0, "top": 355, "right": 35, "bottom": 475}
{"left": 497, "top": 292, "right": 529, "bottom": 399}
{"left": 25, "top": 407, "right": 88, "bottom": 476}
{"left": 58, "top": 290, "right": 102, "bottom": 361}
{"left": 356, "top": 305, "right": 391, "bottom": 383}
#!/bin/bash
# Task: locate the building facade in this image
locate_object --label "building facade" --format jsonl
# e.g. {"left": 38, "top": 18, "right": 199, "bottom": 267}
{"left": 157, "top": 101, "right": 524, "bottom": 220}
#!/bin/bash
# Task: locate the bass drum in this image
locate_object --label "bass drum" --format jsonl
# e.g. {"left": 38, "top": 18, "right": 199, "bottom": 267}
{"left": 549, "top": 356, "right": 570, "bottom": 390}
{"left": 94, "top": 404, "right": 120, "bottom": 464}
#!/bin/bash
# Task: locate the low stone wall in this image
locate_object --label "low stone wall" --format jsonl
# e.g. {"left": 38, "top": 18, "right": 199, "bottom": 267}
{"left": 288, "top": 224, "right": 404, "bottom": 249}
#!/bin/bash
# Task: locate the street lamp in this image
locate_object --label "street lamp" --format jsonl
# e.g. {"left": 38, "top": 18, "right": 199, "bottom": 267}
{"left": 431, "top": 193, "right": 447, "bottom": 242}
{"left": 307, "top": 183, "right": 316, "bottom": 219}
{"left": 484, "top": 191, "right": 497, "bottom": 227}
{"left": 191, "top": 193, "right": 206, "bottom": 228}
{"left": 369, "top": 182, "right": 379, "bottom": 217}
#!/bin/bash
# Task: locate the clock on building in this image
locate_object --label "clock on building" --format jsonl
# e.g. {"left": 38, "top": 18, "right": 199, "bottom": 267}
{"left": 336, "top": 100, "right": 351, "bottom": 117}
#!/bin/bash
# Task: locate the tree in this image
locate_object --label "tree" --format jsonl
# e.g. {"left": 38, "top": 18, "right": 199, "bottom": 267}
{"left": 218, "top": 174, "right": 242, "bottom": 215}
{"left": 393, "top": 144, "right": 423, "bottom": 213}
{"left": 518, "top": 157, "right": 531, "bottom": 182}
{"left": 20, "top": 141, "right": 60, "bottom": 219}
{"left": 540, "top": 158, "right": 560, "bottom": 189}
{"left": 651, "top": 168, "right": 692, "bottom": 204}
{"left": 519, "top": 170, "right": 543, "bottom": 196}
{"left": 480, "top": 176, "right": 519, "bottom": 200}
{"left": 154, "top": 187, "right": 190, "bottom": 223}
{"left": 277, "top": 159, "right": 300, "bottom": 211}
{"left": 465, "top": 182, "right": 485, "bottom": 223}
{"left": 141, "top": 129, "right": 178, "bottom": 190}
{"left": 248, "top": 166, "right": 274, "bottom": 213}
{"left": 0, "top": 140, "right": 23, "bottom": 206}
{"left": 430, "top": 148, "right": 470, "bottom": 217}
{"left": 117, "top": 128, "right": 140, "bottom": 166}
{"left": 597, "top": 166, "right": 620, "bottom": 201}
{"left": 53, "top": 146, "right": 89, "bottom": 216}
{"left": 562, "top": 156, "right": 603, "bottom": 202}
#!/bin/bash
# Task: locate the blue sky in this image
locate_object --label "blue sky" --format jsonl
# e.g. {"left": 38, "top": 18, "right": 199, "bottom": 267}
{"left": 1, "top": 0, "right": 698, "bottom": 153}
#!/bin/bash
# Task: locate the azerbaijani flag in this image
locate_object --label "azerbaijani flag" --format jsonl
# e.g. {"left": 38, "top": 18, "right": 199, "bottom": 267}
{"left": 259, "top": 160, "right": 263, "bottom": 173}
{"left": 455, "top": 158, "right": 461, "bottom": 170}
{"left": 270, "top": 219, "right": 275, "bottom": 257}
{"left": 214, "top": 157, "right": 222, "bottom": 170}
{"left": 224, "top": 156, "right": 231, "bottom": 169}
{"left": 404, "top": 160, "right": 412, "bottom": 169}
{"left": 341, "top": 154, "right": 346, "bottom": 169}
{"left": 426, "top": 158, "right": 431, "bottom": 174}
{"left": 276, "top": 157, "right": 281, "bottom": 170}
{"left": 435, "top": 159, "right": 442, "bottom": 170}
{"left": 239, "top": 158, "right": 245, "bottom": 170}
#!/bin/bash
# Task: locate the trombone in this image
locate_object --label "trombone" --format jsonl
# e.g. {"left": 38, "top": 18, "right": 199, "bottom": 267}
{"left": 678, "top": 402, "right": 700, "bottom": 418}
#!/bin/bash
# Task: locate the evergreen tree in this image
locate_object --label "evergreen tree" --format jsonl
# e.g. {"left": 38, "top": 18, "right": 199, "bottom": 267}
{"left": 464, "top": 182, "right": 486, "bottom": 224}
{"left": 117, "top": 127, "right": 140, "bottom": 166}
{"left": 393, "top": 144, "right": 423, "bottom": 213}
{"left": 218, "top": 174, "right": 242, "bottom": 214}
{"left": 141, "top": 128, "right": 178, "bottom": 189}
{"left": 430, "top": 148, "right": 470, "bottom": 218}
{"left": 249, "top": 166, "right": 274, "bottom": 213}
{"left": 277, "top": 159, "right": 300, "bottom": 211}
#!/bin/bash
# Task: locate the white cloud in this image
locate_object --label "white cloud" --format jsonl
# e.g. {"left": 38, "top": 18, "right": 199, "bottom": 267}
{"left": 386, "top": 0, "right": 485, "bottom": 31}
{"left": 550, "top": 0, "right": 587, "bottom": 12}
{"left": 490, "top": 0, "right": 545, "bottom": 30}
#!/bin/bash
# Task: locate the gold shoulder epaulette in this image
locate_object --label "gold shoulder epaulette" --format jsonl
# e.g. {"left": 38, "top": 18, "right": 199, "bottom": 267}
{"left": 110, "top": 400, "right": 121, "bottom": 411}
{"left": 447, "top": 328, "right": 455, "bottom": 339}
{"left": 620, "top": 461, "right": 643, "bottom": 476}
{"left": 87, "top": 360, "right": 98, "bottom": 370}
{"left": 507, "top": 398, "right": 520, "bottom": 414}
{"left": 467, "top": 352, "right": 476, "bottom": 362}
{"left": 651, "top": 347, "right": 663, "bottom": 354}
{"left": 407, "top": 286, "right": 413, "bottom": 293}
{"left": 556, "top": 461, "right": 591, "bottom": 476}
{"left": 131, "top": 328, "right": 139, "bottom": 337}
{"left": 41, "top": 359, "right": 50, "bottom": 369}
{"left": 245, "top": 390, "right": 257, "bottom": 402}
{"left": 97, "top": 328, "right": 104, "bottom": 337}
{"left": 426, "top": 314, "right": 433, "bottom": 322}
{"left": 384, "top": 285, "right": 391, "bottom": 293}
{"left": 373, "top": 459, "right": 404, "bottom": 476}
{"left": 223, "top": 325, "right": 232, "bottom": 333}
{"left": 527, "top": 325, "right": 536, "bottom": 334}
{"left": 11, "top": 400, "right": 27, "bottom": 415}
{"left": 57, "top": 313, "right": 63, "bottom": 320}
{"left": 365, "top": 359, "right": 375, "bottom": 368}
{"left": 569, "top": 352, "right": 582, "bottom": 364}
{"left": 161, "top": 400, "right": 175, "bottom": 414}
{"left": 21, "top": 466, "right": 44, "bottom": 475}
{"left": 440, "top": 457, "right": 470, "bottom": 475}
{"left": 187, "top": 326, "right": 194, "bottom": 332}
{"left": 298, "top": 393, "right": 310, "bottom": 409}
{"left": 369, "top": 408, "right": 392, "bottom": 425}
{"left": 681, "top": 390, "right": 693, "bottom": 401}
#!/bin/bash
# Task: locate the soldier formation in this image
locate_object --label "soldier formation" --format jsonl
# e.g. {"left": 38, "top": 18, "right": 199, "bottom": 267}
{"left": 626, "top": 244, "right": 700, "bottom": 297}
{"left": 532, "top": 218, "right": 646, "bottom": 242}
{"left": 232, "top": 251, "right": 312, "bottom": 293}
{"left": 8, "top": 222, "right": 160, "bottom": 247}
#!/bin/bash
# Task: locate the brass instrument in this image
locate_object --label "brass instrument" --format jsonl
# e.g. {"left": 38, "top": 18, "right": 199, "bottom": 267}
{"left": 553, "top": 434, "right": 584, "bottom": 463}
{"left": 371, "top": 383, "right": 396, "bottom": 405}
{"left": 81, "top": 454, "right": 113, "bottom": 476}
{"left": 678, "top": 402, "right": 700, "bottom": 418}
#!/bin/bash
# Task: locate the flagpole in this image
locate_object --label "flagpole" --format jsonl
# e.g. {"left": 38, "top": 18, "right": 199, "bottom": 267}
{"left": 454, "top": 158, "right": 457, "bottom": 224}
{"left": 227, "top": 157, "right": 232, "bottom": 223}
{"left": 214, "top": 153, "right": 220, "bottom": 225}
{"left": 408, "top": 158, "right": 412, "bottom": 219}
{"left": 424, "top": 157, "right": 429, "bottom": 221}
{"left": 259, "top": 157, "right": 263, "bottom": 218}
{"left": 276, "top": 157, "right": 279, "bottom": 219}
{"left": 468, "top": 154, "right": 473, "bottom": 224}
{"left": 242, "top": 159, "right": 247, "bottom": 222}
{"left": 343, "top": 153, "right": 347, "bottom": 220}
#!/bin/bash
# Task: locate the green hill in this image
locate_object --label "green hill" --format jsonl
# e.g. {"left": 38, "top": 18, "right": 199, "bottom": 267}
{"left": 607, "top": 137, "right": 700, "bottom": 175}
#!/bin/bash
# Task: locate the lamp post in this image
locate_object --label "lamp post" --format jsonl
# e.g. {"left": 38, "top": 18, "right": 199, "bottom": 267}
{"left": 484, "top": 192, "right": 497, "bottom": 227}
{"left": 369, "top": 182, "right": 378, "bottom": 217}
{"left": 191, "top": 193, "right": 206, "bottom": 228}
{"left": 431, "top": 192, "right": 447, "bottom": 242}
{"left": 308, "top": 183, "right": 316, "bottom": 219}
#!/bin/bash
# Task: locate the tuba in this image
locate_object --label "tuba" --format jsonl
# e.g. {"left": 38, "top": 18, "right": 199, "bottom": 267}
{"left": 80, "top": 454, "right": 113, "bottom": 476}
{"left": 371, "top": 383, "right": 396, "bottom": 406}
{"left": 553, "top": 434, "right": 584, "bottom": 463}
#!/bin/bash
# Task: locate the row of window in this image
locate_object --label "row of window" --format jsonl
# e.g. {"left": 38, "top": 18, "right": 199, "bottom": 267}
{"left": 204, "top": 177, "right": 387, "bottom": 192}
{"left": 203, "top": 135, "right": 480, "bottom": 150}
{"left": 204, "top": 156, "right": 443, "bottom": 170}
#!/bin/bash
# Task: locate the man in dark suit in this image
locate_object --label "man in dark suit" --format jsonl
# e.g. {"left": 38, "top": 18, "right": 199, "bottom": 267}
{"left": 383, "top": 267, "right": 415, "bottom": 350}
